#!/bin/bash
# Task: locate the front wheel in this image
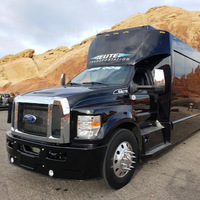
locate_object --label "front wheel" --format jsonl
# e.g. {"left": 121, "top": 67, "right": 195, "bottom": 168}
{"left": 103, "top": 129, "right": 138, "bottom": 189}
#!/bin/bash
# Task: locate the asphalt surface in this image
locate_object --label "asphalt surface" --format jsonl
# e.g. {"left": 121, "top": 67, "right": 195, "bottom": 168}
{"left": 0, "top": 110, "right": 200, "bottom": 200}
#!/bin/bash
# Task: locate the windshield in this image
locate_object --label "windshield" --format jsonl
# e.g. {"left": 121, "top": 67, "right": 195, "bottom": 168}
{"left": 69, "top": 66, "right": 132, "bottom": 86}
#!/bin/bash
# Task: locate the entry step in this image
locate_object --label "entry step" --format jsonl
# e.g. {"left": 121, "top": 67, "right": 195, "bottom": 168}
{"left": 145, "top": 142, "right": 171, "bottom": 156}
{"left": 140, "top": 125, "right": 164, "bottom": 136}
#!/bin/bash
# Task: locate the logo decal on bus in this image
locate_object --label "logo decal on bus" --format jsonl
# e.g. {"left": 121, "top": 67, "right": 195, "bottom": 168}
{"left": 90, "top": 53, "right": 131, "bottom": 63}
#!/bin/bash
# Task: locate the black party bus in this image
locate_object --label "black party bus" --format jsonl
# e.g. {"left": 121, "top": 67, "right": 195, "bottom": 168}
{"left": 6, "top": 25, "right": 200, "bottom": 189}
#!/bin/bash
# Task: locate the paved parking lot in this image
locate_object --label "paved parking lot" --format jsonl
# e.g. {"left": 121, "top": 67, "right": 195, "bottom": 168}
{"left": 0, "top": 110, "right": 200, "bottom": 200}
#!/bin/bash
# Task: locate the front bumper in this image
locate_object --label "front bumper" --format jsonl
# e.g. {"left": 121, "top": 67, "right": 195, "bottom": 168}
{"left": 6, "top": 131, "right": 107, "bottom": 180}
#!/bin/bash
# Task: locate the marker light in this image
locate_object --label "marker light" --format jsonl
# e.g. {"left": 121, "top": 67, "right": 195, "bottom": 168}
{"left": 77, "top": 115, "right": 101, "bottom": 139}
{"left": 160, "top": 31, "right": 165, "bottom": 34}
{"left": 10, "top": 157, "right": 14, "bottom": 163}
{"left": 123, "top": 31, "right": 129, "bottom": 34}
{"left": 49, "top": 170, "right": 54, "bottom": 177}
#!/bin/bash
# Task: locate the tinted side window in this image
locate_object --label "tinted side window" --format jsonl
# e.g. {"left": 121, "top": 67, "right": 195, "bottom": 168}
{"left": 173, "top": 52, "right": 184, "bottom": 79}
{"left": 173, "top": 51, "right": 200, "bottom": 79}
{"left": 171, "top": 51, "right": 200, "bottom": 121}
{"left": 133, "top": 69, "right": 150, "bottom": 85}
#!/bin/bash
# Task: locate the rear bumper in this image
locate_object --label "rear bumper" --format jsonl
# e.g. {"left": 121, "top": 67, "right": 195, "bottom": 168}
{"left": 6, "top": 131, "right": 107, "bottom": 180}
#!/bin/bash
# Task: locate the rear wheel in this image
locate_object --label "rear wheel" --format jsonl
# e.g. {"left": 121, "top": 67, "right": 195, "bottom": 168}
{"left": 103, "top": 128, "right": 138, "bottom": 189}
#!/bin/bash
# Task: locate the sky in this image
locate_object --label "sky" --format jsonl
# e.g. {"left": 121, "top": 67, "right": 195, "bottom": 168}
{"left": 0, "top": 0, "right": 200, "bottom": 58}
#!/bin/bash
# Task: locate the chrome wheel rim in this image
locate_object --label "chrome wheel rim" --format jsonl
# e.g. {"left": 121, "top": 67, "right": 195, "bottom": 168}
{"left": 112, "top": 141, "right": 136, "bottom": 178}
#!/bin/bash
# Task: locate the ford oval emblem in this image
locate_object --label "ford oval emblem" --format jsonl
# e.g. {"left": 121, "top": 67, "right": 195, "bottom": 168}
{"left": 23, "top": 114, "right": 37, "bottom": 123}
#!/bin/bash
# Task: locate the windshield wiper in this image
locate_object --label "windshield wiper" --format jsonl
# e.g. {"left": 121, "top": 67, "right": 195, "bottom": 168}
{"left": 82, "top": 82, "right": 108, "bottom": 86}
{"left": 67, "top": 82, "right": 82, "bottom": 86}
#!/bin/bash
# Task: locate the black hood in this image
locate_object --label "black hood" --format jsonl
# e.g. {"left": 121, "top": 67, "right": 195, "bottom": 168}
{"left": 22, "top": 85, "right": 123, "bottom": 108}
{"left": 24, "top": 86, "right": 94, "bottom": 98}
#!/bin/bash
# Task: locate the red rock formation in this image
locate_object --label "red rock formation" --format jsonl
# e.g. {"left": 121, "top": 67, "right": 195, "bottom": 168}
{"left": 1, "top": 6, "right": 200, "bottom": 94}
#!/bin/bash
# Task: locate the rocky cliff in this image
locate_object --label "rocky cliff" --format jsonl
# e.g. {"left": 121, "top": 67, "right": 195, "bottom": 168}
{"left": 1, "top": 6, "right": 200, "bottom": 94}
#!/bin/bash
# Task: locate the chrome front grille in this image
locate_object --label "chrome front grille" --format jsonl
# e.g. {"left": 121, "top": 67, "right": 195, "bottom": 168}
{"left": 18, "top": 103, "right": 48, "bottom": 137}
{"left": 11, "top": 96, "right": 70, "bottom": 144}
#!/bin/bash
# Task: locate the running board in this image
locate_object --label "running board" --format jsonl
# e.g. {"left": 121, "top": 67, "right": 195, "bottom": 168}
{"left": 145, "top": 142, "right": 171, "bottom": 156}
{"left": 140, "top": 126, "right": 163, "bottom": 136}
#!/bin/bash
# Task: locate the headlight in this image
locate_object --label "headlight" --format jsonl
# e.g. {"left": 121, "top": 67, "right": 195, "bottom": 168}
{"left": 77, "top": 115, "right": 101, "bottom": 139}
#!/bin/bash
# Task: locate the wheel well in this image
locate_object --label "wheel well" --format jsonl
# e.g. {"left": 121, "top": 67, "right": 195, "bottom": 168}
{"left": 118, "top": 122, "right": 135, "bottom": 132}
{"left": 105, "top": 122, "right": 142, "bottom": 156}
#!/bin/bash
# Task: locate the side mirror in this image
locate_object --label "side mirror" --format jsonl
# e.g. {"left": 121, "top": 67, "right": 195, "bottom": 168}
{"left": 152, "top": 68, "right": 165, "bottom": 93}
{"left": 129, "top": 69, "right": 165, "bottom": 95}
{"left": 128, "top": 81, "right": 138, "bottom": 94}
{"left": 153, "top": 69, "right": 165, "bottom": 87}
{"left": 61, "top": 73, "right": 66, "bottom": 86}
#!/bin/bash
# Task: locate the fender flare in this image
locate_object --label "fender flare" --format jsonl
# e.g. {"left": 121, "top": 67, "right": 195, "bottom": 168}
{"left": 98, "top": 112, "right": 142, "bottom": 155}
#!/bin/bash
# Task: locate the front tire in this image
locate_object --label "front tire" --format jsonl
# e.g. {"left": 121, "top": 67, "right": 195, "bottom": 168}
{"left": 103, "top": 129, "right": 138, "bottom": 189}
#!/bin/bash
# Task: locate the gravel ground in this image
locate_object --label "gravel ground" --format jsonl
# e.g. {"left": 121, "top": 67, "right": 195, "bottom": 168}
{"left": 0, "top": 110, "right": 200, "bottom": 200}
